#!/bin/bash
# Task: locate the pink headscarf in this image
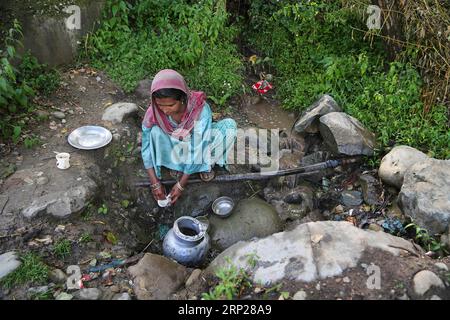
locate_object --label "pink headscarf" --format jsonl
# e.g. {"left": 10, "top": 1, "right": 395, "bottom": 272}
{"left": 142, "top": 69, "right": 206, "bottom": 140}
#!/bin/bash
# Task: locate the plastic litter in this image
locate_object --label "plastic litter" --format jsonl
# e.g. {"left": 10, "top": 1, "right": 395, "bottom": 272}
{"left": 252, "top": 80, "right": 273, "bottom": 94}
{"left": 381, "top": 218, "right": 405, "bottom": 235}
{"left": 88, "top": 259, "right": 126, "bottom": 273}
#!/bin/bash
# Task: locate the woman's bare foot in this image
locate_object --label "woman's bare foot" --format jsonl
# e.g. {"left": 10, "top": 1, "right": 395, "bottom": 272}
{"left": 199, "top": 169, "right": 215, "bottom": 182}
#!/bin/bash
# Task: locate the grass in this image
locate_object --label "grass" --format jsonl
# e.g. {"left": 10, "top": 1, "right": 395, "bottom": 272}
{"left": 78, "top": 232, "right": 92, "bottom": 244}
{"left": 0, "top": 252, "right": 49, "bottom": 289}
{"left": 53, "top": 239, "right": 72, "bottom": 259}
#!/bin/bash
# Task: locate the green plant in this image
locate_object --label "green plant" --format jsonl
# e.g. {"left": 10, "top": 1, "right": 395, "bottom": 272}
{"left": 30, "top": 288, "right": 54, "bottom": 300}
{"left": 98, "top": 203, "right": 108, "bottom": 215}
{"left": 78, "top": 232, "right": 92, "bottom": 244}
{"left": 121, "top": 199, "right": 130, "bottom": 208}
{"left": 81, "top": 203, "right": 95, "bottom": 221}
{"left": 53, "top": 239, "right": 72, "bottom": 259}
{"left": 405, "top": 223, "right": 449, "bottom": 257}
{"left": 202, "top": 257, "right": 252, "bottom": 300}
{"left": 23, "top": 134, "right": 41, "bottom": 149}
{"left": 0, "top": 20, "right": 60, "bottom": 145}
{"left": 245, "top": 0, "right": 449, "bottom": 159}
{"left": 17, "top": 52, "right": 60, "bottom": 96}
{"left": 0, "top": 252, "right": 49, "bottom": 289}
{"left": 0, "top": 20, "right": 34, "bottom": 143}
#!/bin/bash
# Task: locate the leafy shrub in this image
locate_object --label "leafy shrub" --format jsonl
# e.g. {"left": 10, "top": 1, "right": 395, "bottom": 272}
{"left": 84, "top": 0, "right": 244, "bottom": 108}
{"left": 0, "top": 20, "right": 60, "bottom": 145}
{"left": 245, "top": 0, "right": 449, "bottom": 159}
{"left": 0, "top": 20, "right": 34, "bottom": 142}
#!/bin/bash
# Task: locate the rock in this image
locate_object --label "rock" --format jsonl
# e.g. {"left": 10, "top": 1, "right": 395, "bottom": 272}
{"left": 434, "top": 263, "right": 448, "bottom": 272}
{"left": 206, "top": 221, "right": 420, "bottom": 285}
{"left": 413, "top": 270, "right": 445, "bottom": 296}
{"left": 277, "top": 150, "right": 304, "bottom": 188}
{"left": 55, "top": 292, "right": 73, "bottom": 300}
{"left": 379, "top": 146, "right": 429, "bottom": 188}
{"left": 1, "top": 164, "right": 99, "bottom": 222}
{"left": 293, "top": 290, "right": 307, "bottom": 300}
{"left": 319, "top": 112, "right": 376, "bottom": 156}
{"left": 399, "top": 158, "right": 450, "bottom": 234}
{"left": 52, "top": 111, "right": 66, "bottom": 119}
{"left": 368, "top": 224, "right": 383, "bottom": 232}
{"left": 359, "top": 174, "right": 380, "bottom": 205}
{"left": 34, "top": 110, "right": 50, "bottom": 118}
{"left": 135, "top": 79, "right": 153, "bottom": 99}
{"left": 209, "top": 198, "right": 283, "bottom": 251}
{"left": 440, "top": 229, "right": 450, "bottom": 249}
{"left": 36, "top": 176, "right": 49, "bottom": 185}
{"left": 113, "top": 292, "right": 131, "bottom": 300}
{"left": 102, "top": 102, "right": 138, "bottom": 124}
{"left": 341, "top": 191, "right": 363, "bottom": 207}
{"left": 430, "top": 295, "right": 441, "bottom": 300}
{"left": 127, "top": 253, "right": 188, "bottom": 300}
{"left": 0, "top": 251, "right": 21, "bottom": 280}
{"left": 185, "top": 269, "right": 202, "bottom": 288}
{"left": 386, "top": 200, "right": 406, "bottom": 223}
{"left": 110, "top": 285, "right": 120, "bottom": 293}
{"left": 343, "top": 277, "right": 350, "bottom": 283}
{"left": 174, "top": 185, "right": 222, "bottom": 218}
{"left": 264, "top": 185, "right": 315, "bottom": 222}
{"left": 28, "top": 286, "right": 49, "bottom": 295}
{"left": 298, "top": 151, "right": 332, "bottom": 183}
{"left": 294, "top": 95, "right": 341, "bottom": 134}
{"left": 76, "top": 288, "right": 102, "bottom": 300}
{"left": 112, "top": 133, "right": 121, "bottom": 141}
{"left": 49, "top": 269, "right": 67, "bottom": 283}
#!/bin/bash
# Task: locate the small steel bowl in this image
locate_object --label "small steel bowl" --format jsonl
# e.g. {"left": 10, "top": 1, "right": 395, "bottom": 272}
{"left": 212, "top": 197, "right": 235, "bottom": 218}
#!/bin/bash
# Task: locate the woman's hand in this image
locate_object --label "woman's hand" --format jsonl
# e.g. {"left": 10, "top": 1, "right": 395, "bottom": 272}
{"left": 169, "top": 174, "right": 189, "bottom": 205}
{"left": 169, "top": 184, "right": 182, "bottom": 204}
{"left": 152, "top": 184, "right": 166, "bottom": 201}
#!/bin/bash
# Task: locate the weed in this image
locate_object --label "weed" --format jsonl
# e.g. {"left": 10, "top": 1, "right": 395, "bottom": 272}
{"left": 0, "top": 252, "right": 49, "bottom": 289}
{"left": 78, "top": 232, "right": 92, "bottom": 244}
{"left": 98, "top": 203, "right": 108, "bottom": 215}
{"left": 0, "top": 20, "right": 60, "bottom": 145}
{"left": 30, "top": 288, "right": 54, "bottom": 300}
{"left": 405, "top": 223, "right": 449, "bottom": 257}
{"left": 121, "top": 199, "right": 130, "bottom": 208}
{"left": 23, "top": 134, "right": 41, "bottom": 149}
{"left": 53, "top": 239, "right": 72, "bottom": 259}
{"left": 81, "top": 203, "right": 95, "bottom": 221}
{"left": 202, "top": 257, "right": 253, "bottom": 300}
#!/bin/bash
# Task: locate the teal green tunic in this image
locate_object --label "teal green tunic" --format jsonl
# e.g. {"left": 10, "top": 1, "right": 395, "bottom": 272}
{"left": 141, "top": 103, "right": 237, "bottom": 179}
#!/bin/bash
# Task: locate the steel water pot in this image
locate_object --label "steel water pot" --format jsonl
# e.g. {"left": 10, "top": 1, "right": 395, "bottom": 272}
{"left": 162, "top": 216, "right": 210, "bottom": 267}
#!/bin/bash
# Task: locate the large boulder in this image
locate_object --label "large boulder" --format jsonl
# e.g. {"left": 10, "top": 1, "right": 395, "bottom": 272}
{"left": 398, "top": 158, "right": 450, "bottom": 235}
{"left": 294, "top": 94, "right": 341, "bottom": 134}
{"left": 319, "top": 112, "right": 376, "bottom": 156}
{"left": 0, "top": 158, "right": 99, "bottom": 220}
{"left": 206, "top": 221, "right": 420, "bottom": 285}
{"left": 102, "top": 102, "right": 138, "bottom": 124}
{"left": 209, "top": 198, "right": 283, "bottom": 251}
{"left": 379, "top": 146, "right": 429, "bottom": 188}
{"left": 127, "top": 253, "right": 188, "bottom": 300}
